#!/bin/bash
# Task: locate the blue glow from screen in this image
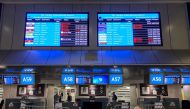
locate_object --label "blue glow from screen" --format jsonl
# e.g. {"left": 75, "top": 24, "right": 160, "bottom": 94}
{"left": 181, "top": 75, "right": 190, "bottom": 84}
{"left": 3, "top": 76, "right": 20, "bottom": 85}
{"left": 93, "top": 68, "right": 108, "bottom": 73}
{"left": 76, "top": 75, "right": 91, "bottom": 84}
{"left": 27, "top": 14, "right": 88, "bottom": 19}
{"left": 164, "top": 75, "right": 180, "bottom": 84}
{"left": 61, "top": 74, "right": 75, "bottom": 85}
{"left": 24, "top": 13, "right": 88, "bottom": 47}
{"left": 62, "top": 68, "right": 75, "bottom": 73}
{"left": 109, "top": 68, "right": 123, "bottom": 73}
{"left": 149, "top": 68, "right": 162, "bottom": 73}
{"left": 109, "top": 74, "right": 123, "bottom": 85}
{"left": 21, "top": 68, "right": 35, "bottom": 73}
{"left": 20, "top": 74, "right": 35, "bottom": 85}
{"left": 149, "top": 74, "right": 164, "bottom": 85}
{"left": 98, "top": 13, "right": 161, "bottom": 46}
{"left": 93, "top": 75, "right": 108, "bottom": 85}
{"left": 98, "top": 13, "right": 159, "bottom": 19}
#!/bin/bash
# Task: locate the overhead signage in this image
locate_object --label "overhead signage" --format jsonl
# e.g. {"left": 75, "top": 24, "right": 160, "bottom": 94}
{"left": 109, "top": 74, "right": 123, "bottom": 85}
{"left": 150, "top": 74, "right": 164, "bottom": 85}
{"left": 109, "top": 68, "right": 123, "bottom": 73}
{"left": 20, "top": 74, "right": 35, "bottom": 85}
{"left": 61, "top": 74, "right": 75, "bottom": 85}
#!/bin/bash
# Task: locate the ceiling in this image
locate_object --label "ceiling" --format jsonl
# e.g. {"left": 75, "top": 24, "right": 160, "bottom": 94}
{"left": 1, "top": 0, "right": 190, "bottom": 4}
{"left": 0, "top": 50, "right": 189, "bottom": 66}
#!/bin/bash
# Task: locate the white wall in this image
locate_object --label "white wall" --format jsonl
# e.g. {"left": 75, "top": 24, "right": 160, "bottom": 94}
{"left": 137, "top": 85, "right": 183, "bottom": 100}
{"left": 182, "top": 85, "right": 190, "bottom": 100}
{"left": 0, "top": 3, "right": 189, "bottom": 50}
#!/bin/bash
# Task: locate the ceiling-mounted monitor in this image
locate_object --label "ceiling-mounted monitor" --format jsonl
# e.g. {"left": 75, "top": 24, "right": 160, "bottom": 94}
{"left": 24, "top": 12, "right": 89, "bottom": 47}
{"left": 164, "top": 75, "right": 180, "bottom": 85}
{"left": 181, "top": 75, "right": 190, "bottom": 84}
{"left": 97, "top": 12, "right": 162, "bottom": 46}
{"left": 92, "top": 75, "right": 108, "bottom": 85}
{"left": 3, "top": 75, "right": 20, "bottom": 85}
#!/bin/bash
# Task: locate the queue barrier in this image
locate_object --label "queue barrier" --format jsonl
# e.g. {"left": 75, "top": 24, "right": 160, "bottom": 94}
{"left": 20, "top": 105, "right": 69, "bottom": 109}
{"left": 8, "top": 104, "right": 165, "bottom": 109}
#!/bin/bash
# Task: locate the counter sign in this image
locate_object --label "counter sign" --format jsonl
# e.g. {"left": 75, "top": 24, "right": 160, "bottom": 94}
{"left": 61, "top": 74, "right": 75, "bottom": 85}
{"left": 109, "top": 74, "right": 123, "bottom": 85}
{"left": 20, "top": 74, "right": 35, "bottom": 85}
{"left": 150, "top": 74, "right": 164, "bottom": 85}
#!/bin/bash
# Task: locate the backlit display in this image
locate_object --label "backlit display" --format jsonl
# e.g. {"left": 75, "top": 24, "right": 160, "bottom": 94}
{"left": 98, "top": 13, "right": 162, "bottom": 46}
{"left": 24, "top": 13, "right": 89, "bottom": 47}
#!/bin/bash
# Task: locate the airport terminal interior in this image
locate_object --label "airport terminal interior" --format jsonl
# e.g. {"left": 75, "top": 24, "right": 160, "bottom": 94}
{"left": 0, "top": 0, "right": 190, "bottom": 109}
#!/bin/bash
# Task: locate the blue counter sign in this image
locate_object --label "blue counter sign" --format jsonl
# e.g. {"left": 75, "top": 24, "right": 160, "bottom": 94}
{"left": 110, "top": 68, "right": 123, "bottom": 73}
{"left": 150, "top": 74, "right": 164, "bottom": 85}
{"left": 61, "top": 74, "right": 75, "bottom": 85}
{"left": 149, "top": 68, "right": 162, "bottom": 72}
{"left": 20, "top": 74, "right": 35, "bottom": 85}
{"left": 109, "top": 74, "right": 123, "bottom": 85}
{"left": 62, "top": 68, "right": 75, "bottom": 73}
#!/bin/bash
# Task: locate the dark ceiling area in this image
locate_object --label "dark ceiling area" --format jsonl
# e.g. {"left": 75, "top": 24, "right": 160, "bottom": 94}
{"left": 0, "top": 0, "right": 190, "bottom": 4}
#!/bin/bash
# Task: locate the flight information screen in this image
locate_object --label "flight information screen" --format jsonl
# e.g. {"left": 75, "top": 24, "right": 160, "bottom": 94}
{"left": 98, "top": 13, "right": 162, "bottom": 46}
{"left": 24, "top": 13, "right": 89, "bottom": 47}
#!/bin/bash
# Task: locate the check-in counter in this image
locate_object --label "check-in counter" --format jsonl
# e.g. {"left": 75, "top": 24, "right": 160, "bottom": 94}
{"left": 5, "top": 98, "right": 46, "bottom": 109}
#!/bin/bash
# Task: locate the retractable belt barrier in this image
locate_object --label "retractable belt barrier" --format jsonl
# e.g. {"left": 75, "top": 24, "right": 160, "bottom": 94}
{"left": 20, "top": 105, "right": 69, "bottom": 109}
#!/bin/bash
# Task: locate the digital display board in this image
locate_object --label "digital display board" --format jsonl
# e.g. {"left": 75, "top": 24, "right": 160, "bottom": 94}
{"left": 93, "top": 75, "right": 108, "bottom": 85}
{"left": 98, "top": 13, "right": 162, "bottom": 46}
{"left": 164, "top": 75, "right": 180, "bottom": 84}
{"left": 3, "top": 75, "right": 20, "bottom": 85}
{"left": 61, "top": 74, "right": 75, "bottom": 85}
{"left": 149, "top": 74, "right": 164, "bottom": 85}
{"left": 24, "top": 13, "right": 89, "bottom": 47}
{"left": 76, "top": 75, "right": 91, "bottom": 84}
{"left": 109, "top": 74, "right": 123, "bottom": 85}
{"left": 20, "top": 74, "right": 35, "bottom": 85}
{"left": 181, "top": 75, "right": 190, "bottom": 84}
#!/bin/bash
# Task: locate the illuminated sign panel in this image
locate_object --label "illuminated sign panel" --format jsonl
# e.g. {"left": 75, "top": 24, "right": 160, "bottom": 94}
{"left": 61, "top": 74, "right": 75, "bottom": 85}
{"left": 20, "top": 74, "right": 35, "bottom": 85}
{"left": 109, "top": 74, "right": 123, "bottom": 85}
{"left": 98, "top": 13, "right": 162, "bottom": 46}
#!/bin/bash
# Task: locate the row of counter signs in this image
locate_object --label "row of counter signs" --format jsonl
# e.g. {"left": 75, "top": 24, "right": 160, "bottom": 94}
{"left": 149, "top": 68, "right": 190, "bottom": 85}
{"left": 0, "top": 67, "right": 124, "bottom": 85}
{"left": 1, "top": 67, "right": 190, "bottom": 85}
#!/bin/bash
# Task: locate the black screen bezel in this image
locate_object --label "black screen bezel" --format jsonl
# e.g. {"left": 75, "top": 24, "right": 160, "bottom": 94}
{"left": 23, "top": 12, "right": 89, "bottom": 47}
{"left": 97, "top": 12, "right": 163, "bottom": 47}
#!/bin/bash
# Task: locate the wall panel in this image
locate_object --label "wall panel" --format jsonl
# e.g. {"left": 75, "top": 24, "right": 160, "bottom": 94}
{"left": 0, "top": 4, "right": 15, "bottom": 49}
{"left": 12, "top": 4, "right": 34, "bottom": 50}
{"left": 168, "top": 4, "right": 189, "bottom": 49}
{"left": 81, "top": 4, "right": 100, "bottom": 51}
{"left": 149, "top": 4, "right": 171, "bottom": 49}
{"left": 0, "top": 3, "right": 189, "bottom": 50}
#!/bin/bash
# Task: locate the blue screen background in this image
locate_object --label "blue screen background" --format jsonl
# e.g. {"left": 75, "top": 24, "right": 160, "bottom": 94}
{"left": 61, "top": 74, "right": 75, "bottom": 85}
{"left": 181, "top": 75, "right": 190, "bottom": 84}
{"left": 4, "top": 76, "right": 19, "bottom": 85}
{"left": 164, "top": 75, "right": 180, "bottom": 84}
{"left": 76, "top": 75, "right": 91, "bottom": 84}
{"left": 25, "top": 13, "right": 88, "bottom": 47}
{"left": 20, "top": 74, "right": 35, "bottom": 85}
{"left": 93, "top": 75, "right": 108, "bottom": 84}
{"left": 98, "top": 13, "right": 161, "bottom": 46}
{"left": 109, "top": 74, "right": 123, "bottom": 85}
{"left": 149, "top": 74, "right": 164, "bottom": 85}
